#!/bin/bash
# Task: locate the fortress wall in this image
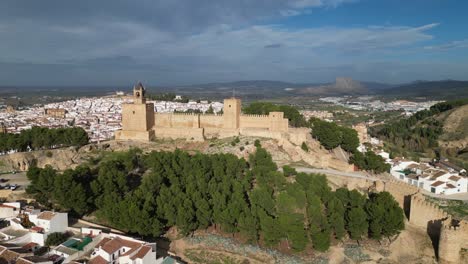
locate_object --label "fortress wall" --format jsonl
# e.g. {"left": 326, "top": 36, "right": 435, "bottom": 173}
{"left": 199, "top": 115, "right": 224, "bottom": 128}
{"left": 240, "top": 115, "right": 270, "bottom": 129}
{"left": 155, "top": 113, "right": 199, "bottom": 128}
{"left": 268, "top": 112, "right": 289, "bottom": 132}
{"left": 155, "top": 127, "right": 204, "bottom": 141}
{"left": 384, "top": 179, "right": 419, "bottom": 209}
{"left": 115, "top": 130, "right": 155, "bottom": 141}
{"left": 439, "top": 220, "right": 468, "bottom": 264}
{"left": 409, "top": 194, "right": 448, "bottom": 228}
{"left": 154, "top": 113, "right": 172, "bottom": 127}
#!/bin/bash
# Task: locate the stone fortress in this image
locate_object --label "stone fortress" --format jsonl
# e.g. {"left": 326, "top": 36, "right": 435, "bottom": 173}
{"left": 115, "top": 83, "right": 307, "bottom": 143}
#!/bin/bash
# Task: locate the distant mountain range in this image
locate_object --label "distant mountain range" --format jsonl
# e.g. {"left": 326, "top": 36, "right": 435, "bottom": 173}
{"left": 2, "top": 79, "right": 467, "bottom": 101}
{"left": 162, "top": 78, "right": 468, "bottom": 99}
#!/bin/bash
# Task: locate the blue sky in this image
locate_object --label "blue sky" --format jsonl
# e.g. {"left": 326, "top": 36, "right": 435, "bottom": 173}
{"left": 1, "top": 0, "right": 467, "bottom": 86}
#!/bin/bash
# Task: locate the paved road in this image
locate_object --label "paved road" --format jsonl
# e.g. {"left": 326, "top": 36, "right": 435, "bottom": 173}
{"left": 293, "top": 167, "right": 380, "bottom": 181}
{"left": 421, "top": 189, "right": 468, "bottom": 201}
{"left": 0, "top": 172, "right": 29, "bottom": 190}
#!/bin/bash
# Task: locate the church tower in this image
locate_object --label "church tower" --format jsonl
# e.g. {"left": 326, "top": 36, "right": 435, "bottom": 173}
{"left": 115, "top": 82, "right": 155, "bottom": 141}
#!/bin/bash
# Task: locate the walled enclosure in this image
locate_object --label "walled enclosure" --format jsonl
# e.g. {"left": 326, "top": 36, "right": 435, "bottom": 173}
{"left": 376, "top": 180, "right": 468, "bottom": 264}
{"left": 116, "top": 83, "right": 292, "bottom": 141}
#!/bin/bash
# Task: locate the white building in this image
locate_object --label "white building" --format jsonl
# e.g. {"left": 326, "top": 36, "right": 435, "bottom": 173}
{"left": 29, "top": 211, "right": 68, "bottom": 234}
{"left": 390, "top": 161, "right": 468, "bottom": 195}
{"left": 0, "top": 203, "right": 21, "bottom": 219}
{"left": 89, "top": 237, "right": 157, "bottom": 264}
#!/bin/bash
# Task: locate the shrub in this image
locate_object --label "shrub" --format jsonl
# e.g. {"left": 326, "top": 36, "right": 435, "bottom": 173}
{"left": 282, "top": 165, "right": 297, "bottom": 176}
{"left": 240, "top": 146, "right": 245, "bottom": 151}
{"left": 45, "top": 151, "right": 53, "bottom": 158}
{"left": 301, "top": 142, "right": 309, "bottom": 152}
{"left": 254, "top": 139, "right": 261, "bottom": 148}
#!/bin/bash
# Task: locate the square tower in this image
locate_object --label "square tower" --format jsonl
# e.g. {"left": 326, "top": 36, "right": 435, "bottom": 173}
{"left": 223, "top": 98, "right": 241, "bottom": 129}
{"left": 115, "top": 82, "right": 155, "bottom": 141}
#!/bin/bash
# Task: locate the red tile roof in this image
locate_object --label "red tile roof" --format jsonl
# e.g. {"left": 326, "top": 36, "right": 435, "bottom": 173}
{"left": 130, "top": 246, "right": 151, "bottom": 260}
{"left": 448, "top": 176, "right": 461, "bottom": 181}
{"left": 100, "top": 237, "right": 142, "bottom": 255}
{"left": 431, "top": 181, "right": 445, "bottom": 187}
{"left": 89, "top": 256, "right": 107, "bottom": 264}
{"left": 37, "top": 211, "right": 56, "bottom": 220}
{"left": 0, "top": 204, "right": 17, "bottom": 209}
{"left": 21, "top": 243, "right": 38, "bottom": 250}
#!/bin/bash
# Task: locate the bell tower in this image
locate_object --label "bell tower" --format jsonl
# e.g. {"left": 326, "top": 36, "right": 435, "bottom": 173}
{"left": 133, "top": 82, "right": 146, "bottom": 104}
{"left": 115, "top": 82, "right": 155, "bottom": 141}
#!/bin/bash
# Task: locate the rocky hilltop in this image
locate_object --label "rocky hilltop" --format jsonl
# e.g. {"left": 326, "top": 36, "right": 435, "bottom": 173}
{"left": 0, "top": 135, "right": 352, "bottom": 172}
{"left": 299, "top": 77, "right": 368, "bottom": 95}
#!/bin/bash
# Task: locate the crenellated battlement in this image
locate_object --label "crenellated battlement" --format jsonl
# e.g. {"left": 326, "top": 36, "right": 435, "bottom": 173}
{"left": 409, "top": 194, "right": 448, "bottom": 228}
{"left": 241, "top": 114, "right": 269, "bottom": 118}
{"left": 381, "top": 178, "right": 468, "bottom": 263}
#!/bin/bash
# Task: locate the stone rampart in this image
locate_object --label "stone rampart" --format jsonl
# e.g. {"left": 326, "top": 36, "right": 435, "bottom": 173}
{"left": 199, "top": 114, "right": 224, "bottom": 128}
{"left": 409, "top": 194, "right": 448, "bottom": 229}
{"left": 239, "top": 115, "right": 270, "bottom": 129}
{"left": 439, "top": 219, "right": 468, "bottom": 264}
{"left": 154, "top": 127, "right": 204, "bottom": 141}
{"left": 382, "top": 179, "right": 467, "bottom": 263}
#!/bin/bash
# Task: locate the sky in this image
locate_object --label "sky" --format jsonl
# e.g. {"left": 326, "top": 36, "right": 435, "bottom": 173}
{"left": 1, "top": 0, "right": 468, "bottom": 86}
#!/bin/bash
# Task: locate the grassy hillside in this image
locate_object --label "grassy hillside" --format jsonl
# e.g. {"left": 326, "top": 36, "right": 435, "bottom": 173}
{"left": 369, "top": 99, "right": 468, "bottom": 168}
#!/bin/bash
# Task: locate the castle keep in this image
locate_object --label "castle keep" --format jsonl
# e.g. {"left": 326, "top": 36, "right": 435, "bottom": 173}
{"left": 115, "top": 83, "right": 292, "bottom": 141}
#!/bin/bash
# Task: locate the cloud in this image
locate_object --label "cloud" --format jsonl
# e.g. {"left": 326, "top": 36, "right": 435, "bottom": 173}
{"left": 264, "top": 44, "right": 283, "bottom": 49}
{"left": 0, "top": 0, "right": 464, "bottom": 85}
{"left": 424, "top": 39, "right": 468, "bottom": 50}
{"left": 290, "top": 0, "right": 356, "bottom": 8}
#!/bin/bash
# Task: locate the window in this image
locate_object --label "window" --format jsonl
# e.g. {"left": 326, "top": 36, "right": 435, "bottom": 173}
{"left": 419, "top": 182, "right": 424, "bottom": 188}
{"left": 431, "top": 187, "right": 436, "bottom": 193}
{"left": 399, "top": 175, "right": 404, "bottom": 180}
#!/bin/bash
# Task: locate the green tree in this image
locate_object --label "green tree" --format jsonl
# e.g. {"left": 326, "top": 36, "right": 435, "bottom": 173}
{"left": 327, "top": 196, "right": 346, "bottom": 239}
{"left": 346, "top": 207, "right": 368, "bottom": 241}
{"left": 45, "top": 232, "right": 70, "bottom": 247}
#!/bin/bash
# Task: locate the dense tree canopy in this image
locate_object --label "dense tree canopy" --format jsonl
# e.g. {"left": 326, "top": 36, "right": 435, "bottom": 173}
{"left": 309, "top": 118, "right": 388, "bottom": 173}
{"left": 0, "top": 127, "right": 88, "bottom": 153}
{"left": 243, "top": 102, "right": 307, "bottom": 127}
{"left": 27, "top": 146, "right": 404, "bottom": 251}
{"left": 309, "top": 118, "right": 359, "bottom": 152}
{"left": 369, "top": 98, "right": 468, "bottom": 154}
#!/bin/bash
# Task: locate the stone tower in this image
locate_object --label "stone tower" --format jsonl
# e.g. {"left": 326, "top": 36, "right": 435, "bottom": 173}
{"left": 223, "top": 98, "right": 241, "bottom": 129}
{"left": 133, "top": 82, "right": 146, "bottom": 104}
{"left": 115, "top": 82, "right": 155, "bottom": 141}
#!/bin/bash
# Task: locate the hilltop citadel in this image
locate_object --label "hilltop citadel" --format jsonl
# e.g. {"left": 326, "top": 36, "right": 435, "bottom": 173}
{"left": 115, "top": 83, "right": 308, "bottom": 143}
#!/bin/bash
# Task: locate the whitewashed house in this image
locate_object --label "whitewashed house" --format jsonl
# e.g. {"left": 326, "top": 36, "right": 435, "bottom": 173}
{"left": 390, "top": 160, "right": 468, "bottom": 195}
{"left": 29, "top": 211, "right": 68, "bottom": 234}
{"left": 89, "top": 237, "right": 157, "bottom": 264}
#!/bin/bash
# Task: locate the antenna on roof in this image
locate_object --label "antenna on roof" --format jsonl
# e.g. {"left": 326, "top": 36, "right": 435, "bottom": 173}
{"left": 232, "top": 88, "right": 236, "bottom": 98}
